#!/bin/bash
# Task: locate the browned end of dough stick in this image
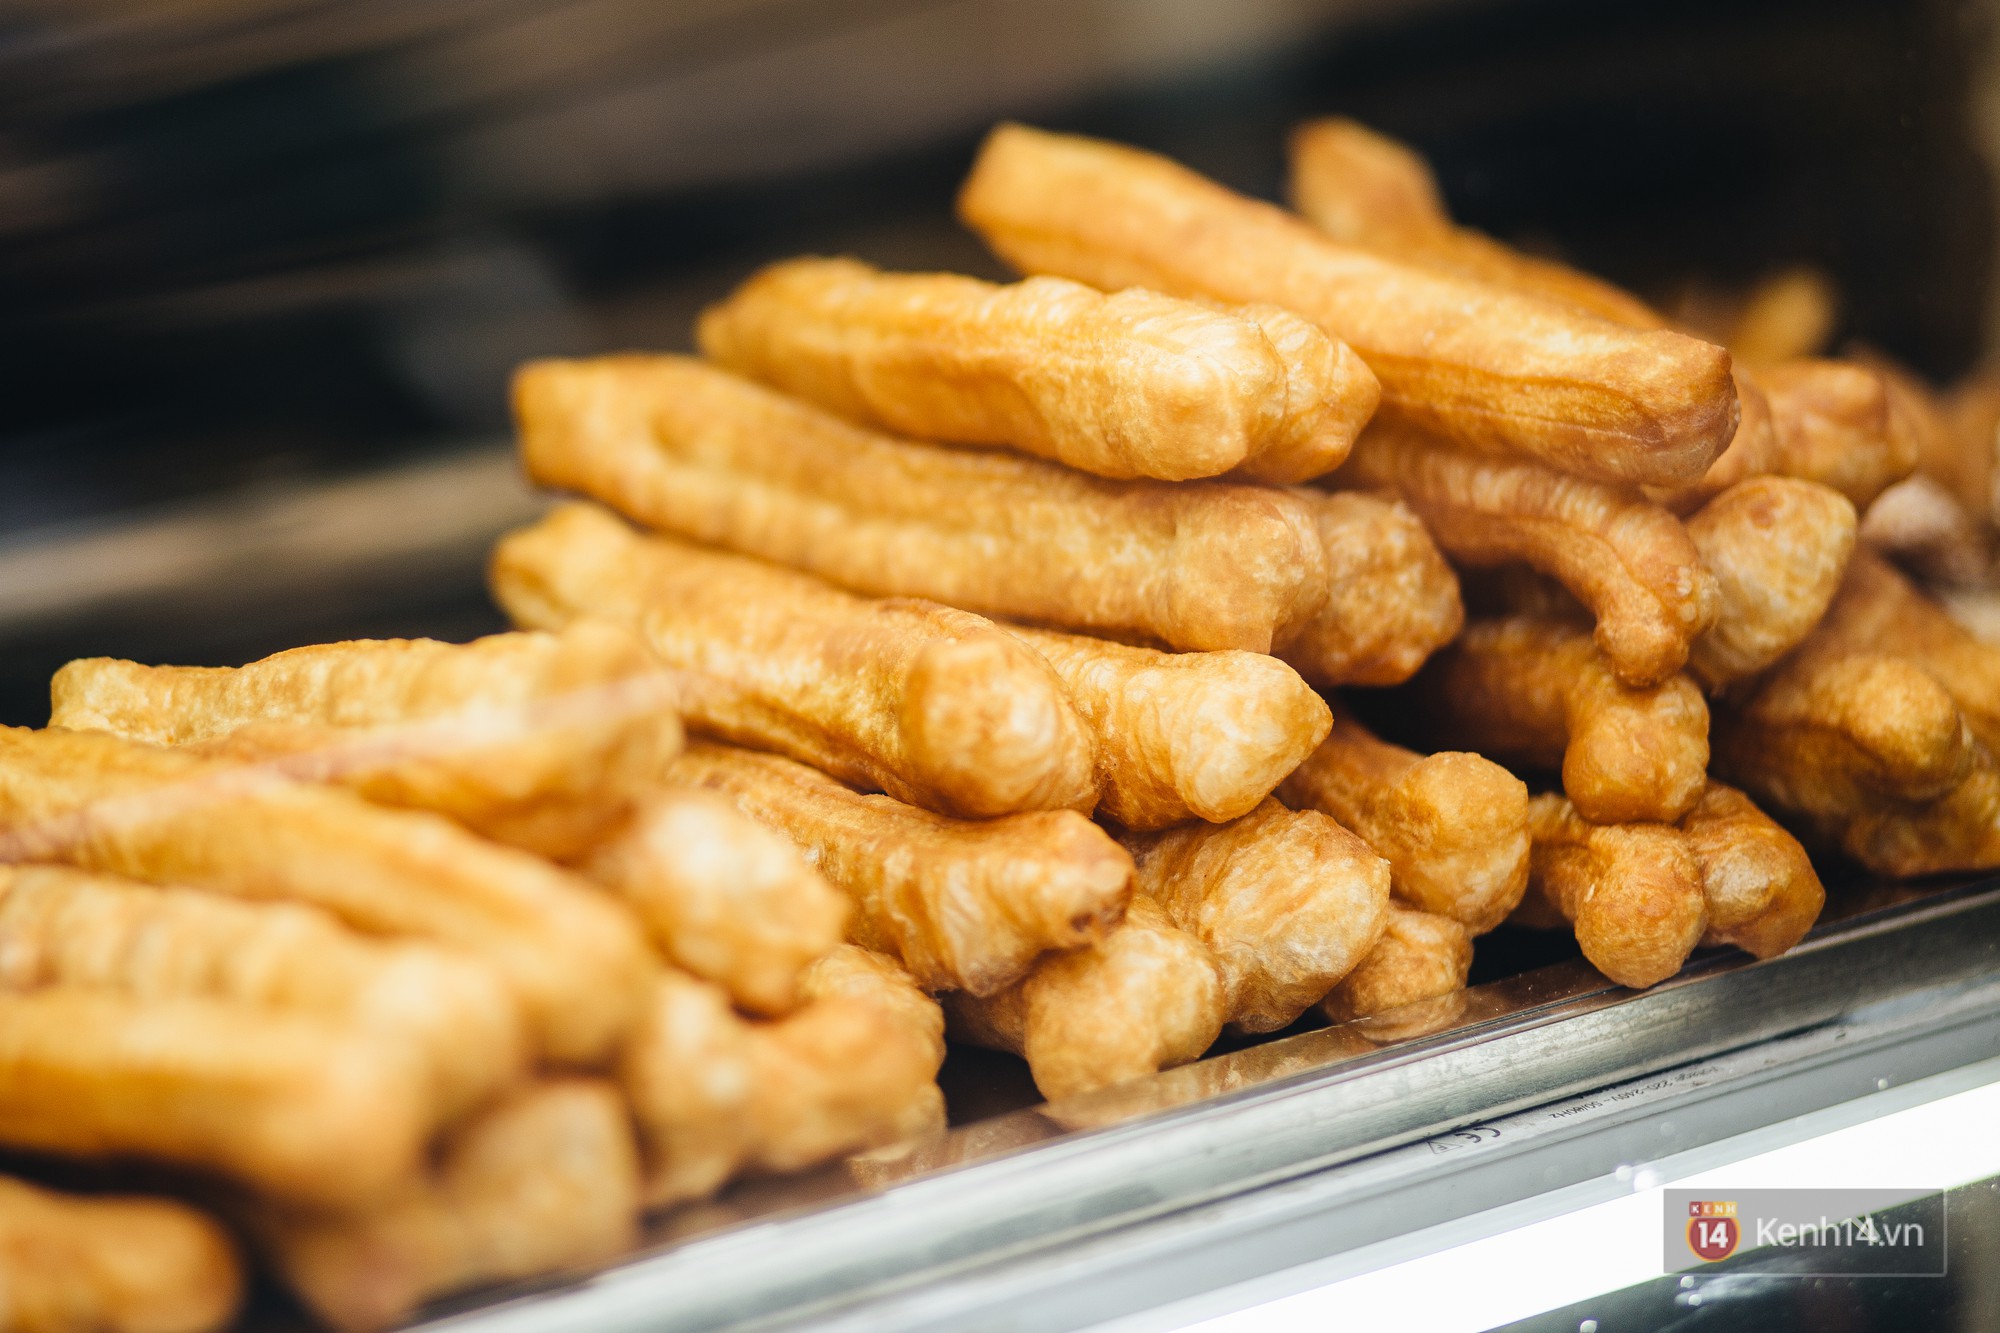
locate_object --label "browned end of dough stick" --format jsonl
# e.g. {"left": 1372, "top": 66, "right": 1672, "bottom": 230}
{"left": 798, "top": 943, "right": 948, "bottom": 1082}
{"left": 1120, "top": 798, "right": 1390, "bottom": 1032}
{"left": 1418, "top": 617, "right": 1709, "bottom": 825}
{"left": 0, "top": 726, "right": 653, "bottom": 1066}
{"left": 1277, "top": 709, "right": 1529, "bottom": 934}
{"left": 959, "top": 123, "right": 1736, "bottom": 487}
{"left": 1683, "top": 476, "right": 1858, "bottom": 690}
{"left": 1222, "top": 302, "right": 1375, "bottom": 483}
{"left": 0, "top": 864, "right": 525, "bottom": 1123}
{"left": 665, "top": 742, "right": 1132, "bottom": 996}
{"left": 514, "top": 355, "right": 1330, "bottom": 653}
{"left": 1337, "top": 420, "right": 1716, "bottom": 686}
{"left": 576, "top": 786, "right": 849, "bottom": 1017}
{"left": 493, "top": 501, "right": 1097, "bottom": 819}
{"left": 1758, "top": 359, "right": 1918, "bottom": 509}
{"left": 946, "top": 895, "right": 1225, "bottom": 1100}
{"left": 1525, "top": 794, "right": 1708, "bottom": 988}
{"left": 1679, "top": 782, "right": 1824, "bottom": 959}
{"left": 263, "top": 1079, "right": 640, "bottom": 1333}
{"left": 1839, "top": 747, "right": 2000, "bottom": 877}
{"left": 0, "top": 1175, "right": 242, "bottom": 1333}
{"left": 1007, "top": 623, "right": 1329, "bottom": 830}
{"left": 1318, "top": 906, "right": 1473, "bottom": 1024}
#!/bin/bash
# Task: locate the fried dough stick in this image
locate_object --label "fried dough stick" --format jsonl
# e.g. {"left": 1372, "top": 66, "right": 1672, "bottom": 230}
{"left": 1524, "top": 794, "right": 1708, "bottom": 988}
{"left": 0, "top": 1175, "right": 242, "bottom": 1333}
{"left": 1757, "top": 358, "right": 1919, "bottom": 510}
{"left": 697, "top": 257, "right": 1374, "bottom": 482}
{"left": 1335, "top": 422, "right": 1716, "bottom": 686}
{"left": 1277, "top": 709, "right": 1529, "bottom": 934}
{"left": 492, "top": 502, "right": 1096, "bottom": 819}
{"left": 50, "top": 623, "right": 683, "bottom": 862}
{"left": 1417, "top": 617, "right": 1709, "bottom": 825}
{"left": 577, "top": 787, "right": 848, "bottom": 1017}
{"left": 1319, "top": 906, "right": 1473, "bottom": 1023}
{"left": 515, "top": 355, "right": 1329, "bottom": 654}
{"left": 0, "top": 989, "right": 430, "bottom": 1210}
{"left": 959, "top": 123, "right": 1736, "bottom": 487}
{"left": 0, "top": 864, "right": 524, "bottom": 1121}
{"left": 1680, "top": 782, "right": 1824, "bottom": 959}
{"left": 1006, "top": 624, "right": 1329, "bottom": 830}
{"left": 263, "top": 1080, "right": 639, "bottom": 1333}
{"left": 0, "top": 726, "right": 652, "bottom": 1066}
{"left": 666, "top": 742, "right": 1131, "bottom": 996}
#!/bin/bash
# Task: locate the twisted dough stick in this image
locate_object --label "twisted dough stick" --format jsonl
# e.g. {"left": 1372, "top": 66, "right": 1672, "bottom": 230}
{"left": 1319, "top": 906, "right": 1472, "bottom": 1024}
{"left": 1524, "top": 794, "right": 1708, "bottom": 988}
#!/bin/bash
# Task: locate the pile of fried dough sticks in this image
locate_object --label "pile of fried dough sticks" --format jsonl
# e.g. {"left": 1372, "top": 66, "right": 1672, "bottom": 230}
{"left": 6, "top": 117, "right": 2000, "bottom": 1333}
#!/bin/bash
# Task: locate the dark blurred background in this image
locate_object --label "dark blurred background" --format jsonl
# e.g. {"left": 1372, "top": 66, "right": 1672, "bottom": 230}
{"left": 0, "top": 0, "right": 1995, "bottom": 723}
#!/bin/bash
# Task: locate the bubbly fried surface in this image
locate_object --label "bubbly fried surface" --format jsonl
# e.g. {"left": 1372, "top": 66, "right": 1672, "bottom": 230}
{"left": 1419, "top": 617, "right": 1709, "bottom": 825}
{"left": 264, "top": 1079, "right": 640, "bottom": 1333}
{"left": 1277, "top": 709, "right": 1529, "bottom": 934}
{"left": 1274, "top": 489, "right": 1463, "bottom": 688}
{"left": 1525, "top": 795, "right": 1708, "bottom": 989}
{"left": 1684, "top": 476, "right": 1858, "bottom": 689}
{"left": 514, "top": 355, "right": 1330, "bottom": 653}
{"left": 493, "top": 503, "right": 1095, "bottom": 820}
{"left": 0, "top": 1174, "right": 242, "bottom": 1333}
{"left": 1337, "top": 422, "right": 1716, "bottom": 686}
{"left": 797, "top": 944, "right": 948, "bottom": 1079}
{"left": 945, "top": 896, "right": 1225, "bottom": 1100}
{"left": 1222, "top": 302, "right": 1374, "bottom": 484}
{"left": 698, "top": 257, "right": 1371, "bottom": 482}
{"left": 665, "top": 742, "right": 1132, "bottom": 996}
{"left": 577, "top": 787, "right": 849, "bottom": 1017}
{"left": 1680, "top": 782, "right": 1824, "bottom": 959}
{"left": 1121, "top": 799, "right": 1389, "bottom": 1032}
{"left": 1008, "top": 624, "right": 1328, "bottom": 830}
{"left": 961, "top": 123, "right": 1736, "bottom": 487}
{"left": 0, "top": 726, "right": 652, "bottom": 1066}
{"left": 1318, "top": 906, "right": 1472, "bottom": 1024}
{"left": 0, "top": 865, "right": 523, "bottom": 1122}
{"left": 1758, "top": 359, "right": 1918, "bottom": 509}
{"left": 0, "top": 989, "right": 430, "bottom": 1210}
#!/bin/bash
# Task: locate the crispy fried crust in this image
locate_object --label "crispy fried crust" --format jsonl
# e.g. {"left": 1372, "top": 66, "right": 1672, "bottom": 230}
{"left": 945, "top": 896, "right": 1225, "bottom": 1100}
{"left": 1223, "top": 302, "right": 1374, "bottom": 483}
{"left": 1277, "top": 709, "right": 1529, "bottom": 934}
{"left": 797, "top": 943, "right": 948, "bottom": 1080}
{"left": 1318, "top": 906, "right": 1472, "bottom": 1023}
{"left": 0, "top": 1174, "right": 242, "bottom": 1333}
{"left": 1336, "top": 422, "right": 1715, "bottom": 686}
{"left": 263, "top": 1080, "right": 640, "bottom": 1333}
{"left": 1758, "top": 359, "right": 1919, "bottom": 509}
{"left": 1679, "top": 782, "right": 1824, "bottom": 959}
{"left": 514, "top": 355, "right": 1330, "bottom": 653}
{"left": 494, "top": 503, "right": 1096, "bottom": 819}
{"left": 1007, "top": 624, "right": 1329, "bottom": 830}
{"left": 576, "top": 787, "right": 850, "bottom": 1017}
{"left": 1525, "top": 794, "right": 1708, "bottom": 988}
{"left": 1683, "top": 477, "right": 1858, "bottom": 689}
{"left": 0, "top": 864, "right": 524, "bottom": 1122}
{"left": 698, "top": 257, "right": 1372, "bottom": 482}
{"left": 665, "top": 742, "right": 1132, "bottom": 995}
{"left": 961, "top": 123, "right": 1736, "bottom": 487}
{"left": 1120, "top": 798, "right": 1390, "bottom": 1032}
{"left": 1419, "top": 617, "right": 1710, "bottom": 824}
{"left": 1837, "top": 749, "right": 2000, "bottom": 876}
{"left": 0, "top": 989, "right": 430, "bottom": 1210}
{"left": 1273, "top": 489, "right": 1463, "bottom": 688}
{"left": 0, "top": 726, "right": 652, "bottom": 1066}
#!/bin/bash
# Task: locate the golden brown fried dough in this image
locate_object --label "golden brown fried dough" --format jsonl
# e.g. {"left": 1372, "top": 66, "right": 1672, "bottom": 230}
{"left": 797, "top": 944, "right": 948, "bottom": 1082}
{"left": 264, "top": 1079, "right": 639, "bottom": 1333}
{"left": 515, "top": 355, "right": 1329, "bottom": 654}
{"left": 0, "top": 989, "right": 429, "bottom": 1210}
{"left": 1859, "top": 474, "right": 1992, "bottom": 588}
{"left": 1758, "top": 359, "right": 1918, "bottom": 510}
{"left": 492, "top": 502, "right": 1097, "bottom": 819}
{"left": 1726, "top": 268, "right": 1840, "bottom": 368}
{"left": 50, "top": 624, "right": 683, "bottom": 862}
{"left": 576, "top": 786, "right": 848, "bottom": 1017}
{"left": 1318, "top": 906, "right": 1472, "bottom": 1024}
{"left": 1336, "top": 422, "right": 1715, "bottom": 686}
{"left": 0, "top": 864, "right": 523, "bottom": 1122}
{"left": 1679, "top": 782, "right": 1823, "bottom": 959}
{"left": 666, "top": 742, "right": 1131, "bottom": 995}
{"left": 0, "top": 1175, "right": 242, "bottom": 1333}
{"left": 1006, "top": 624, "right": 1329, "bottom": 830}
{"left": 1418, "top": 617, "right": 1709, "bottom": 825}
{"left": 1120, "top": 798, "right": 1390, "bottom": 1032}
{"left": 1277, "top": 710, "right": 1529, "bottom": 934}
{"left": 1274, "top": 488, "right": 1463, "bottom": 688}
{"left": 962, "top": 123, "right": 1736, "bottom": 486}
{"left": 946, "top": 896, "right": 1225, "bottom": 1100}
{"left": 1683, "top": 477, "right": 1858, "bottom": 689}
{"left": 0, "top": 726, "right": 651, "bottom": 1066}
{"left": 1525, "top": 795, "right": 1707, "bottom": 988}
{"left": 1837, "top": 748, "right": 2000, "bottom": 877}
{"left": 1223, "top": 302, "right": 1375, "bottom": 484}
{"left": 697, "top": 257, "right": 1372, "bottom": 482}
